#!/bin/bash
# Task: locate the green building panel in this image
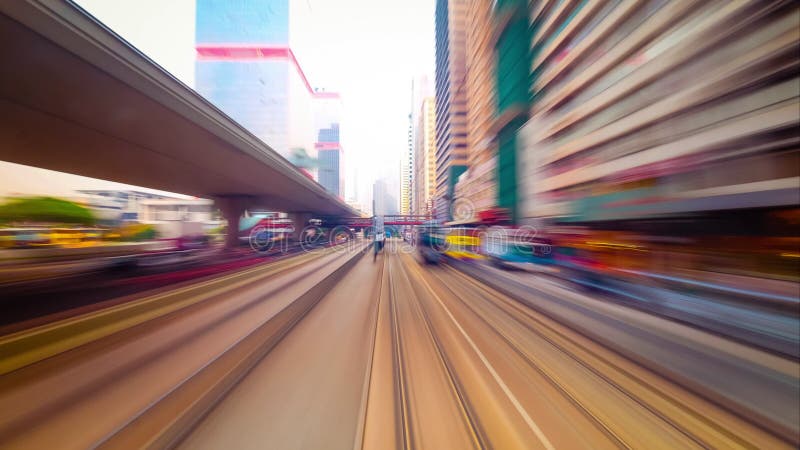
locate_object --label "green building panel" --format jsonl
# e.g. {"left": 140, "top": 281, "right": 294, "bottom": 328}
{"left": 447, "top": 165, "right": 467, "bottom": 220}
{"left": 494, "top": 0, "right": 533, "bottom": 222}
{"left": 495, "top": 14, "right": 532, "bottom": 113}
{"left": 496, "top": 117, "right": 526, "bottom": 222}
{"left": 493, "top": 0, "right": 587, "bottom": 222}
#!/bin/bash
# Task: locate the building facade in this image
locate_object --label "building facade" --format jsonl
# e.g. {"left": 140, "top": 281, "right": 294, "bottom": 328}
{"left": 413, "top": 97, "right": 437, "bottom": 215}
{"left": 401, "top": 112, "right": 412, "bottom": 215}
{"left": 195, "top": 0, "right": 319, "bottom": 169}
{"left": 515, "top": 1, "right": 799, "bottom": 279}
{"left": 517, "top": 0, "right": 800, "bottom": 222}
{"left": 138, "top": 198, "right": 215, "bottom": 224}
{"left": 373, "top": 179, "right": 398, "bottom": 217}
{"left": 316, "top": 123, "right": 343, "bottom": 198}
{"left": 314, "top": 93, "right": 344, "bottom": 197}
{"left": 453, "top": 0, "right": 497, "bottom": 219}
{"left": 74, "top": 189, "right": 173, "bottom": 223}
{"left": 410, "top": 75, "right": 433, "bottom": 216}
{"left": 491, "top": 0, "right": 533, "bottom": 223}
{"left": 434, "top": 0, "right": 468, "bottom": 221}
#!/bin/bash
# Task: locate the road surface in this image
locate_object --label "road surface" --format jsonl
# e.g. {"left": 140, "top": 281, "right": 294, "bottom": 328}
{"left": 0, "top": 241, "right": 795, "bottom": 449}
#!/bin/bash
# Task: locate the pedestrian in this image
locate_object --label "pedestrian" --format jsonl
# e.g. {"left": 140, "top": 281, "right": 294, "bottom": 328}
{"left": 373, "top": 216, "right": 385, "bottom": 261}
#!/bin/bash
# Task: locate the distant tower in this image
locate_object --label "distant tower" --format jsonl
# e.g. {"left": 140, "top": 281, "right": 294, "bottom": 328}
{"left": 411, "top": 75, "right": 435, "bottom": 216}
{"left": 316, "top": 121, "right": 344, "bottom": 198}
{"left": 401, "top": 108, "right": 413, "bottom": 215}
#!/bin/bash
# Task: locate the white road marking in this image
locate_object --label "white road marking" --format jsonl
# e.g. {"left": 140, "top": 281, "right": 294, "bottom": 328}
{"left": 409, "top": 261, "right": 556, "bottom": 450}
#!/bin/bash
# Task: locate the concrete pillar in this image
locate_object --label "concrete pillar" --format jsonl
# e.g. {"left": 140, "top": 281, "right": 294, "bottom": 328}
{"left": 287, "top": 212, "right": 313, "bottom": 242}
{"left": 216, "top": 196, "right": 252, "bottom": 250}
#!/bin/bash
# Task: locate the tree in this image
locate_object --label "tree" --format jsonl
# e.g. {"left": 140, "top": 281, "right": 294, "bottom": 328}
{"left": 0, "top": 196, "right": 96, "bottom": 225}
{"left": 288, "top": 147, "right": 318, "bottom": 169}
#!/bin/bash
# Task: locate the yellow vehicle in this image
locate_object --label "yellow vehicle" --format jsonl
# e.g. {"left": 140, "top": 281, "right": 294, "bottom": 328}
{"left": 444, "top": 227, "right": 484, "bottom": 260}
{"left": 49, "top": 227, "right": 103, "bottom": 248}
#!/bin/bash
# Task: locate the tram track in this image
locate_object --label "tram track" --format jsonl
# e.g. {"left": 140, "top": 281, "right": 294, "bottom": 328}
{"left": 447, "top": 257, "right": 799, "bottom": 446}
{"left": 370, "top": 252, "right": 485, "bottom": 449}
{"left": 432, "top": 267, "right": 786, "bottom": 448}
{"left": 0, "top": 240, "right": 794, "bottom": 449}
{"left": 360, "top": 248, "right": 793, "bottom": 449}
{"left": 350, "top": 252, "right": 384, "bottom": 450}
{"left": 454, "top": 265, "right": 696, "bottom": 446}
{"left": 402, "top": 254, "right": 566, "bottom": 450}
{"left": 387, "top": 257, "right": 411, "bottom": 450}
{"left": 388, "top": 254, "right": 487, "bottom": 450}
{"left": 431, "top": 267, "right": 631, "bottom": 448}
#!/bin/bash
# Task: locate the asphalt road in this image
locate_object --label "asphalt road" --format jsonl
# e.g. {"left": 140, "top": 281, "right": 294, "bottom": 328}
{"left": 0, "top": 241, "right": 795, "bottom": 449}
{"left": 181, "top": 246, "right": 797, "bottom": 449}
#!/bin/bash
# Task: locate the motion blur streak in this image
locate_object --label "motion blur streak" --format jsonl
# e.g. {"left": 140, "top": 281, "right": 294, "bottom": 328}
{"left": 188, "top": 245, "right": 794, "bottom": 450}
{"left": 0, "top": 0, "right": 798, "bottom": 448}
{"left": 0, "top": 242, "right": 792, "bottom": 449}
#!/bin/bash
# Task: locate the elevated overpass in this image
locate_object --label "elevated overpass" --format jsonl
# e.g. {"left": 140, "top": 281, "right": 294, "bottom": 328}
{"left": 0, "top": 0, "right": 358, "bottom": 246}
{"left": 322, "top": 215, "right": 434, "bottom": 228}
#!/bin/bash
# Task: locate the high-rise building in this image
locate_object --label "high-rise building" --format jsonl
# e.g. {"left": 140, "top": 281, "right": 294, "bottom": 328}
{"left": 410, "top": 75, "right": 429, "bottom": 215}
{"left": 373, "top": 179, "right": 398, "bottom": 216}
{"left": 434, "top": 0, "right": 468, "bottom": 221}
{"left": 314, "top": 93, "right": 344, "bottom": 197}
{"left": 410, "top": 75, "right": 436, "bottom": 216}
{"left": 401, "top": 112, "right": 412, "bottom": 215}
{"left": 414, "top": 97, "right": 437, "bottom": 215}
{"left": 195, "top": 0, "right": 318, "bottom": 165}
{"left": 492, "top": 0, "right": 533, "bottom": 222}
{"left": 453, "top": 0, "right": 497, "bottom": 219}
{"left": 316, "top": 123, "right": 343, "bottom": 198}
{"left": 410, "top": 75, "right": 432, "bottom": 127}
{"left": 517, "top": 1, "right": 800, "bottom": 230}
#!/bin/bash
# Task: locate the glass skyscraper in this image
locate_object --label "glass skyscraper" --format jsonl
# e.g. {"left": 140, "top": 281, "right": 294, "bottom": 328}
{"left": 316, "top": 123, "right": 343, "bottom": 198}
{"left": 195, "top": 0, "right": 317, "bottom": 165}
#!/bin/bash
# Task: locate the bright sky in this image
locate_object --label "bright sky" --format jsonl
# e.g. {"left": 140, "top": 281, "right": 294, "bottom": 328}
{"left": 69, "top": 0, "right": 435, "bottom": 208}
